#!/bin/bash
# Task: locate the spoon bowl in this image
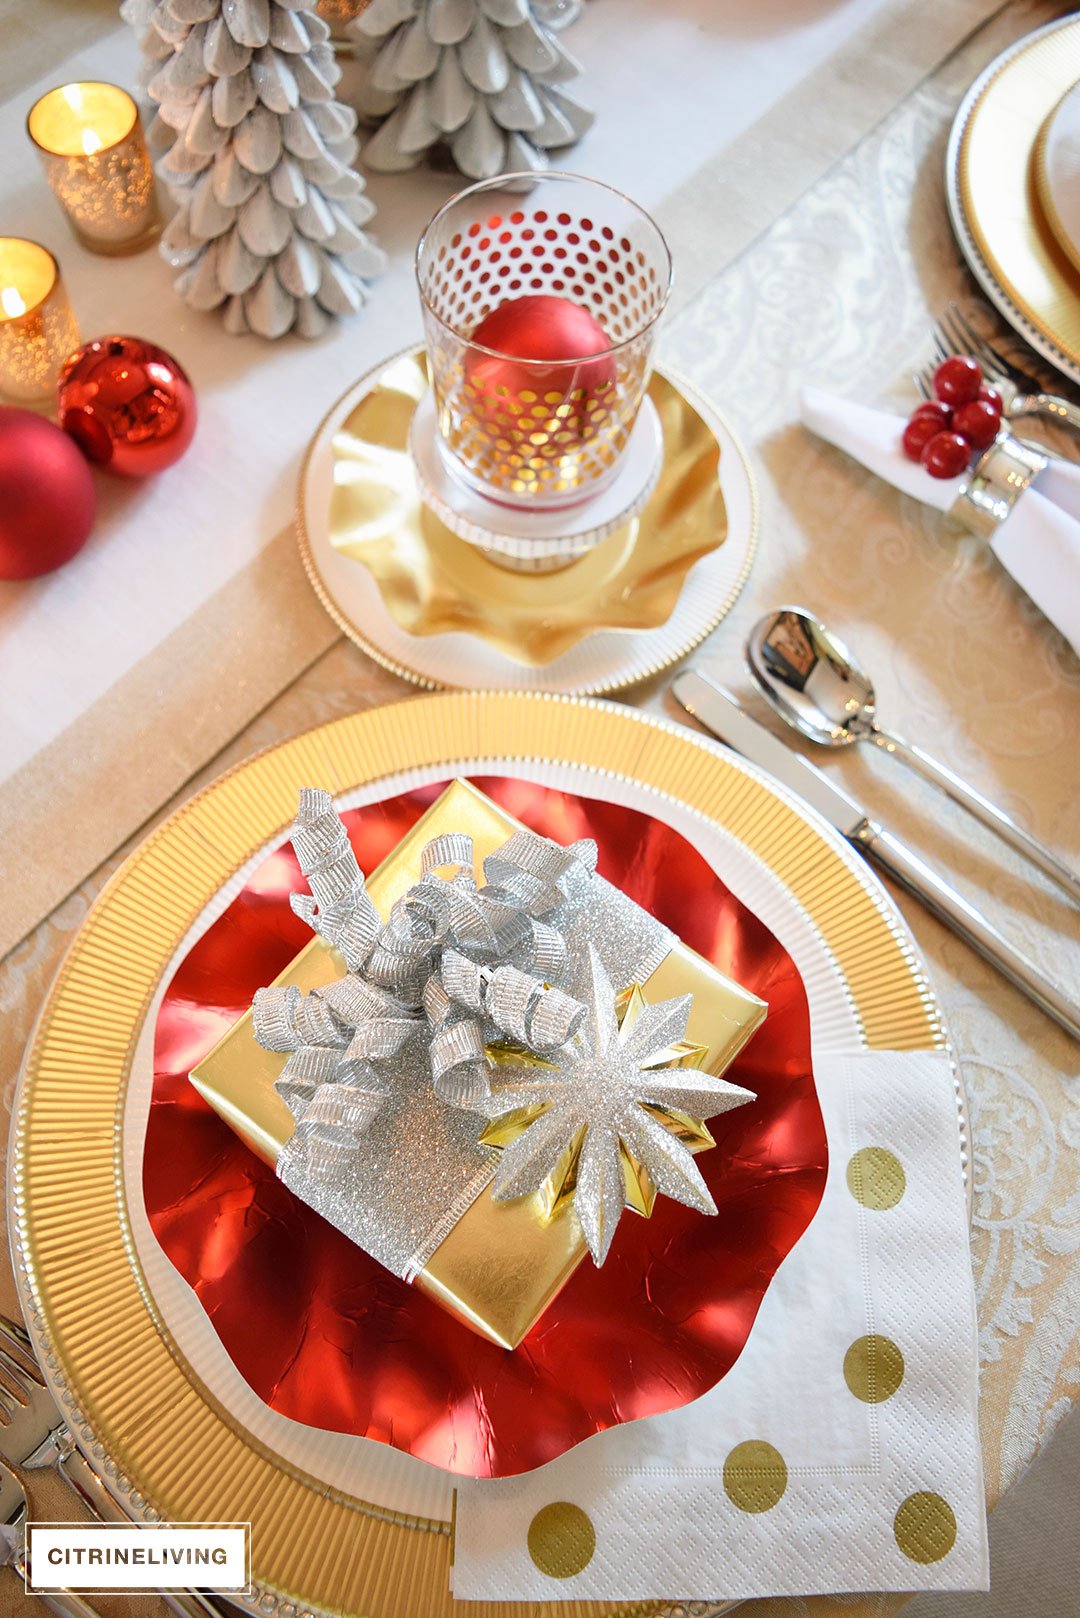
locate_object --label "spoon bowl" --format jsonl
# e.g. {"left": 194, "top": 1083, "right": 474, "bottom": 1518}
{"left": 747, "top": 607, "right": 877, "bottom": 747}
{"left": 744, "top": 605, "right": 1080, "bottom": 907}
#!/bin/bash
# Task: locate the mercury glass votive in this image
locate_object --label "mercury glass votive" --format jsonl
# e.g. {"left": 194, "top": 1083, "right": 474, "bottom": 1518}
{"left": 415, "top": 172, "right": 672, "bottom": 510}
{"left": 28, "top": 82, "right": 160, "bottom": 255}
{"left": 0, "top": 238, "right": 80, "bottom": 403}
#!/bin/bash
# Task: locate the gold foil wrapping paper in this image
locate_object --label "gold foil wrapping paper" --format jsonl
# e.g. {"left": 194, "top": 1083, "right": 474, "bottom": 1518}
{"left": 191, "top": 780, "right": 766, "bottom": 1349}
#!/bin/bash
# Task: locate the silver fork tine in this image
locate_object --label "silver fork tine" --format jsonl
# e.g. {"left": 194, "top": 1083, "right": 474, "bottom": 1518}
{"left": 0, "top": 1341, "right": 42, "bottom": 1399}
{"left": 913, "top": 370, "right": 931, "bottom": 400}
{"left": 937, "top": 311, "right": 969, "bottom": 364}
{"left": 947, "top": 302, "right": 1013, "bottom": 377}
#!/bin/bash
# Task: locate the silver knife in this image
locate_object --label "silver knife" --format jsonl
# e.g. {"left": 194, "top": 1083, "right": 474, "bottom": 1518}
{"left": 672, "top": 670, "right": 1080, "bottom": 1044}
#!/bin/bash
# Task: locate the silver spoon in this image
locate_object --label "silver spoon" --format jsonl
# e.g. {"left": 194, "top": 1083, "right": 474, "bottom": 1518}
{"left": 747, "top": 606, "right": 1080, "bottom": 907}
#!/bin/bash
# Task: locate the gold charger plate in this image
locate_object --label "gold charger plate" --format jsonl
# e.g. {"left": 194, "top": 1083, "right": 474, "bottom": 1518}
{"left": 297, "top": 349, "right": 757, "bottom": 692}
{"left": 948, "top": 15, "right": 1080, "bottom": 384}
{"left": 10, "top": 693, "right": 947, "bottom": 1618}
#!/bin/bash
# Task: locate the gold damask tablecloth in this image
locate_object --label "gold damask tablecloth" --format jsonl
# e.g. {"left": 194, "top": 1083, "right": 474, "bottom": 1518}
{"left": 2, "top": 3, "right": 1079, "bottom": 1616}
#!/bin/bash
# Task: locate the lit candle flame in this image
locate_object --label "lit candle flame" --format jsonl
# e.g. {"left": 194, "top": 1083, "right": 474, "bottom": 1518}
{"left": 81, "top": 129, "right": 103, "bottom": 155}
{"left": 61, "top": 84, "right": 85, "bottom": 114}
{"left": 1, "top": 285, "right": 26, "bottom": 318}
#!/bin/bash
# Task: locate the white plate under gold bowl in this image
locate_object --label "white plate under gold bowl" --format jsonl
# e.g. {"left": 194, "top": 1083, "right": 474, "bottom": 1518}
{"left": 297, "top": 348, "right": 758, "bottom": 693}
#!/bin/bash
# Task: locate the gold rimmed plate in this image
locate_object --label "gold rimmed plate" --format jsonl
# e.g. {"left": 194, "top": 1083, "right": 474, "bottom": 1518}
{"left": 947, "top": 15, "right": 1080, "bottom": 384}
{"left": 10, "top": 693, "right": 955, "bottom": 1618}
{"left": 1035, "top": 80, "right": 1080, "bottom": 281}
{"left": 297, "top": 348, "right": 757, "bottom": 692}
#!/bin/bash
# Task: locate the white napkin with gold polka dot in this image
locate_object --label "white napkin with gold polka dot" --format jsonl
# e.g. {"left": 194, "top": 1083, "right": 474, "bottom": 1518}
{"left": 451, "top": 1048, "right": 988, "bottom": 1602}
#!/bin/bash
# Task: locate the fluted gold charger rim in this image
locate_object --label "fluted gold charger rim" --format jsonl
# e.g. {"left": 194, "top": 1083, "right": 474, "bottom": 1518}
{"left": 10, "top": 692, "right": 946, "bottom": 1618}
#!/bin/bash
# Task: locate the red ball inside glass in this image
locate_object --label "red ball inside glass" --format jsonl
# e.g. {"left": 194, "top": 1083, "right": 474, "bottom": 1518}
{"left": 465, "top": 294, "right": 616, "bottom": 459}
{"left": 58, "top": 336, "right": 197, "bottom": 478}
{"left": 0, "top": 406, "right": 96, "bottom": 580}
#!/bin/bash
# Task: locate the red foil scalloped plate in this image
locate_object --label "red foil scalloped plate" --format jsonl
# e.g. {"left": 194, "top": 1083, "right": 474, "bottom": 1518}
{"left": 147, "top": 778, "right": 827, "bottom": 1478}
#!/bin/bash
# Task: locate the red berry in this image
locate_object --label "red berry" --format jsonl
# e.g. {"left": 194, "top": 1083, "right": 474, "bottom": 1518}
{"left": 977, "top": 383, "right": 1003, "bottom": 416}
{"left": 903, "top": 412, "right": 948, "bottom": 461}
{"left": 921, "top": 430, "right": 971, "bottom": 479}
{"left": 933, "top": 354, "right": 982, "bottom": 406}
{"left": 952, "top": 399, "right": 1001, "bottom": 450}
{"left": 912, "top": 400, "right": 953, "bottom": 429}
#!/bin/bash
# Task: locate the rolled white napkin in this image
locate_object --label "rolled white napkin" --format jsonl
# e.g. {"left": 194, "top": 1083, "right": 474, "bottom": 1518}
{"left": 801, "top": 387, "right": 1080, "bottom": 657}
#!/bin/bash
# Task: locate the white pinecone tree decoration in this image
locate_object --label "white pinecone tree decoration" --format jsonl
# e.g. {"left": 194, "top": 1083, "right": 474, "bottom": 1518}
{"left": 125, "top": 0, "right": 387, "bottom": 339}
{"left": 351, "top": 0, "right": 593, "bottom": 181}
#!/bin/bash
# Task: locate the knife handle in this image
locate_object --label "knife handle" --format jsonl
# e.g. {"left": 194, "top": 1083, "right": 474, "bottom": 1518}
{"left": 855, "top": 824, "right": 1080, "bottom": 1043}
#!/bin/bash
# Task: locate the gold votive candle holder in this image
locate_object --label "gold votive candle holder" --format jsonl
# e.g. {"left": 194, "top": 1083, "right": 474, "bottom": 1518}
{"left": 28, "top": 82, "right": 160, "bottom": 255}
{"left": 0, "top": 238, "right": 80, "bottom": 403}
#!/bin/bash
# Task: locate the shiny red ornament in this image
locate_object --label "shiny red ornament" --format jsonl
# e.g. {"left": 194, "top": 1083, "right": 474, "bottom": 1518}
{"left": 466, "top": 294, "right": 616, "bottom": 446}
{"left": 148, "top": 778, "right": 827, "bottom": 1478}
{"left": 58, "top": 335, "right": 196, "bottom": 477}
{"left": 0, "top": 406, "right": 96, "bottom": 580}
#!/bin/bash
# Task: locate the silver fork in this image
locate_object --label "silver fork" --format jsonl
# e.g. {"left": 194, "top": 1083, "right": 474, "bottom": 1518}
{"left": 914, "top": 302, "right": 1080, "bottom": 433}
{"left": 0, "top": 1451, "right": 99, "bottom": 1616}
{"left": 0, "top": 1315, "right": 229, "bottom": 1617}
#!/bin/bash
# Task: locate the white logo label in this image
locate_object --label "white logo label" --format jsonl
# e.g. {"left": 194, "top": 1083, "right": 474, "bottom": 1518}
{"left": 26, "top": 1523, "right": 250, "bottom": 1592}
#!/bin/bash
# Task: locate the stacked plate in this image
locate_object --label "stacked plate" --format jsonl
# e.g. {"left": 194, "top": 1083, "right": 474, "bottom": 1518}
{"left": 947, "top": 14, "right": 1080, "bottom": 385}
{"left": 297, "top": 348, "right": 758, "bottom": 693}
{"left": 10, "top": 692, "right": 960, "bottom": 1618}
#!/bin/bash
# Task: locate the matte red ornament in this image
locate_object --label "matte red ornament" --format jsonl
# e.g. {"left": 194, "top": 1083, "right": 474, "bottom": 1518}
{"left": 58, "top": 335, "right": 196, "bottom": 478}
{"left": 147, "top": 778, "right": 827, "bottom": 1478}
{"left": 465, "top": 294, "right": 616, "bottom": 447}
{"left": 0, "top": 406, "right": 96, "bottom": 580}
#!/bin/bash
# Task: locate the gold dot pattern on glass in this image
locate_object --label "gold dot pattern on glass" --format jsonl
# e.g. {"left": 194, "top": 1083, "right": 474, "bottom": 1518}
{"left": 847, "top": 1145, "right": 906, "bottom": 1209}
{"left": 526, "top": 1502, "right": 596, "bottom": 1578}
{"left": 723, "top": 1441, "right": 788, "bottom": 1513}
{"left": 894, "top": 1492, "right": 957, "bottom": 1563}
{"left": 844, "top": 1334, "right": 905, "bottom": 1402}
{"left": 418, "top": 200, "right": 666, "bottom": 499}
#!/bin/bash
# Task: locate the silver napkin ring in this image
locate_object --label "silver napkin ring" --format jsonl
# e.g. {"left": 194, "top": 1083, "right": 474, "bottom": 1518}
{"left": 948, "top": 430, "right": 1049, "bottom": 540}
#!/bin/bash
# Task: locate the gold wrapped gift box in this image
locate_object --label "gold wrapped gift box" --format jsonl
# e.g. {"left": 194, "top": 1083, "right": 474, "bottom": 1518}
{"left": 190, "top": 779, "right": 766, "bottom": 1350}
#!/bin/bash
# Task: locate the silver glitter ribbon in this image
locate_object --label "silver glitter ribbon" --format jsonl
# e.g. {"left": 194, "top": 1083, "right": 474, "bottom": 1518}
{"left": 252, "top": 785, "right": 676, "bottom": 1282}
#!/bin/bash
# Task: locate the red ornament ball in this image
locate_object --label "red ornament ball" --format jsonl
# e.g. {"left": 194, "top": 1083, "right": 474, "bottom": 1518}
{"left": 58, "top": 336, "right": 196, "bottom": 477}
{"left": 921, "top": 430, "right": 971, "bottom": 479}
{"left": 465, "top": 294, "right": 616, "bottom": 448}
{"left": 0, "top": 407, "right": 96, "bottom": 580}
{"left": 932, "top": 354, "right": 982, "bottom": 407}
{"left": 952, "top": 398, "right": 1001, "bottom": 450}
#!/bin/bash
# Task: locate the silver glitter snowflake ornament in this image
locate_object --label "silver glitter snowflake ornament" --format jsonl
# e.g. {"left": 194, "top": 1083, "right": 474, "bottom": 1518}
{"left": 478, "top": 944, "right": 756, "bottom": 1264}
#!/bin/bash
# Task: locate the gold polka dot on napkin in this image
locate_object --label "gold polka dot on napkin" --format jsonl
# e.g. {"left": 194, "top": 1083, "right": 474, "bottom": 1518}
{"left": 723, "top": 1441, "right": 788, "bottom": 1513}
{"left": 527, "top": 1502, "right": 596, "bottom": 1577}
{"left": 847, "top": 1145, "right": 906, "bottom": 1209}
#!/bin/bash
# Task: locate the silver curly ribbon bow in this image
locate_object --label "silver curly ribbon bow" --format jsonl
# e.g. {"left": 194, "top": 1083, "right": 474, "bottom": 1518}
{"left": 252, "top": 788, "right": 602, "bottom": 1181}
{"left": 248, "top": 785, "right": 677, "bottom": 1282}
